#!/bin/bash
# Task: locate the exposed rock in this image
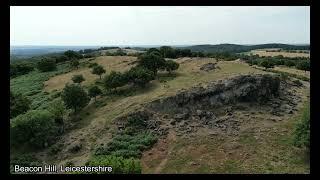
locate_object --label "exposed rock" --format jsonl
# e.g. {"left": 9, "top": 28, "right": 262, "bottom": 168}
{"left": 200, "top": 63, "right": 218, "bottom": 71}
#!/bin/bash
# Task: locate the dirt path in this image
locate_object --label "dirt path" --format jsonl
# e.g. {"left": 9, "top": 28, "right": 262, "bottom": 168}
{"left": 154, "top": 131, "right": 177, "bottom": 173}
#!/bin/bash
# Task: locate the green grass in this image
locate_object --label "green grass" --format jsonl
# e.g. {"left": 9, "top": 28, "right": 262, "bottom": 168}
{"left": 10, "top": 63, "right": 69, "bottom": 110}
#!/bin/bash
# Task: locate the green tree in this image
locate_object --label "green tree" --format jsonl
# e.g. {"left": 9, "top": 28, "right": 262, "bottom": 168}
{"left": 160, "top": 46, "right": 176, "bottom": 58}
{"left": 64, "top": 50, "right": 82, "bottom": 60}
{"left": 126, "top": 67, "right": 155, "bottom": 87}
{"left": 37, "top": 58, "right": 57, "bottom": 72}
{"left": 88, "top": 86, "right": 102, "bottom": 101}
{"left": 10, "top": 110, "right": 58, "bottom": 148}
{"left": 296, "top": 60, "right": 310, "bottom": 72}
{"left": 72, "top": 74, "right": 85, "bottom": 84}
{"left": 138, "top": 53, "right": 166, "bottom": 76}
{"left": 164, "top": 60, "right": 179, "bottom": 74}
{"left": 10, "top": 91, "right": 31, "bottom": 119}
{"left": 92, "top": 65, "right": 106, "bottom": 79}
{"left": 48, "top": 99, "right": 66, "bottom": 133}
{"left": 61, "top": 84, "right": 90, "bottom": 112}
{"left": 103, "top": 71, "right": 127, "bottom": 91}
{"left": 70, "top": 60, "right": 80, "bottom": 69}
{"left": 259, "top": 60, "right": 274, "bottom": 69}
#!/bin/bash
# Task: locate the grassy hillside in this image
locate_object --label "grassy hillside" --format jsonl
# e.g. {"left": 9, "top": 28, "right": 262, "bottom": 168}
{"left": 10, "top": 54, "right": 310, "bottom": 174}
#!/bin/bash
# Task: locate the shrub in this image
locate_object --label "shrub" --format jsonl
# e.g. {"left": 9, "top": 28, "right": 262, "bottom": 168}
{"left": 284, "top": 60, "right": 296, "bottom": 67}
{"left": 72, "top": 74, "right": 85, "bottom": 84}
{"left": 10, "top": 91, "right": 31, "bottom": 119}
{"left": 88, "top": 86, "right": 102, "bottom": 101}
{"left": 37, "top": 58, "right": 57, "bottom": 72}
{"left": 88, "top": 62, "right": 99, "bottom": 68}
{"left": 10, "top": 110, "right": 58, "bottom": 148}
{"left": 296, "top": 60, "right": 310, "bottom": 72}
{"left": 61, "top": 84, "right": 90, "bottom": 112}
{"left": 87, "top": 155, "right": 141, "bottom": 174}
{"left": 138, "top": 53, "right": 166, "bottom": 76}
{"left": 48, "top": 99, "right": 66, "bottom": 126}
{"left": 70, "top": 60, "right": 80, "bottom": 69}
{"left": 92, "top": 65, "right": 106, "bottom": 79}
{"left": 293, "top": 103, "right": 310, "bottom": 149}
{"left": 10, "top": 62, "right": 34, "bottom": 77}
{"left": 259, "top": 60, "right": 274, "bottom": 69}
{"left": 103, "top": 71, "right": 127, "bottom": 91}
{"left": 95, "top": 132, "right": 157, "bottom": 158}
{"left": 126, "top": 67, "right": 155, "bottom": 87}
{"left": 164, "top": 60, "right": 179, "bottom": 74}
{"left": 64, "top": 50, "right": 82, "bottom": 60}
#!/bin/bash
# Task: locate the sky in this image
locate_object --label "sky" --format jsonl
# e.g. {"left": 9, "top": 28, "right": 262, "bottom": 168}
{"left": 10, "top": 6, "right": 310, "bottom": 46}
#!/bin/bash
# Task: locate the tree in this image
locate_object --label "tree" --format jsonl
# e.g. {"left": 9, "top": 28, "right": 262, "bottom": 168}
{"left": 126, "top": 67, "right": 155, "bottom": 87}
{"left": 37, "top": 58, "right": 57, "bottom": 72}
{"left": 92, "top": 65, "right": 106, "bottom": 79}
{"left": 259, "top": 60, "right": 274, "bottom": 69}
{"left": 64, "top": 50, "right": 82, "bottom": 60}
{"left": 164, "top": 60, "right": 179, "bottom": 74}
{"left": 10, "top": 91, "right": 31, "bottom": 119}
{"left": 88, "top": 86, "right": 102, "bottom": 101}
{"left": 296, "top": 60, "right": 310, "bottom": 72}
{"left": 72, "top": 74, "right": 85, "bottom": 84}
{"left": 10, "top": 62, "right": 34, "bottom": 77}
{"left": 48, "top": 99, "right": 66, "bottom": 133}
{"left": 55, "top": 55, "right": 68, "bottom": 63}
{"left": 61, "top": 84, "right": 90, "bottom": 112}
{"left": 138, "top": 53, "right": 166, "bottom": 76}
{"left": 160, "top": 46, "right": 176, "bottom": 58}
{"left": 70, "top": 60, "right": 80, "bottom": 69}
{"left": 103, "top": 71, "right": 127, "bottom": 91}
{"left": 10, "top": 110, "right": 58, "bottom": 148}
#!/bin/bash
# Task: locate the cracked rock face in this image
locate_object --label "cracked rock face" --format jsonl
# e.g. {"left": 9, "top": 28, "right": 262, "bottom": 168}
{"left": 113, "top": 74, "right": 302, "bottom": 138}
{"left": 147, "top": 74, "right": 280, "bottom": 113}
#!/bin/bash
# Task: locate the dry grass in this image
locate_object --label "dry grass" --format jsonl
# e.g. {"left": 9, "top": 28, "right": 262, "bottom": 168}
{"left": 248, "top": 50, "right": 309, "bottom": 58}
{"left": 44, "top": 56, "right": 137, "bottom": 92}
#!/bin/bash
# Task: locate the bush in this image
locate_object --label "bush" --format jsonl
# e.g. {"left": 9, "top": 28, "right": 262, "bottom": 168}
{"left": 10, "top": 110, "right": 59, "bottom": 148}
{"left": 164, "top": 60, "right": 179, "bottom": 74}
{"left": 61, "top": 84, "right": 90, "bottom": 112}
{"left": 37, "top": 58, "right": 57, "bottom": 72}
{"left": 87, "top": 155, "right": 141, "bottom": 174}
{"left": 259, "top": 60, "right": 274, "bottom": 69}
{"left": 10, "top": 91, "right": 31, "bottom": 119}
{"left": 64, "top": 50, "right": 82, "bottom": 60}
{"left": 88, "top": 86, "right": 102, "bottom": 101}
{"left": 10, "top": 62, "right": 34, "bottom": 77}
{"left": 126, "top": 67, "right": 155, "bottom": 87}
{"left": 71, "top": 74, "right": 85, "bottom": 84}
{"left": 138, "top": 53, "right": 166, "bottom": 76}
{"left": 284, "top": 60, "right": 296, "bottom": 67}
{"left": 293, "top": 103, "right": 310, "bottom": 149}
{"left": 92, "top": 65, "right": 106, "bottom": 79}
{"left": 296, "top": 60, "right": 310, "bottom": 72}
{"left": 95, "top": 132, "right": 157, "bottom": 158}
{"left": 70, "top": 60, "right": 80, "bottom": 69}
{"left": 88, "top": 62, "right": 98, "bottom": 68}
{"left": 103, "top": 71, "right": 127, "bottom": 91}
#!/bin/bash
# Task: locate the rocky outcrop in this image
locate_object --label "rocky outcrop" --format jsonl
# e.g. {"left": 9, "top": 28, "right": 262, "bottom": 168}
{"left": 112, "top": 74, "right": 303, "bottom": 138}
{"left": 147, "top": 74, "right": 280, "bottom": 114}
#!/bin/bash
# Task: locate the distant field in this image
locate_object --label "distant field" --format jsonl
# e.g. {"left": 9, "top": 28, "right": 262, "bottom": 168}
{"left": 247, "top": 49, "right": 310, "bottom": 58}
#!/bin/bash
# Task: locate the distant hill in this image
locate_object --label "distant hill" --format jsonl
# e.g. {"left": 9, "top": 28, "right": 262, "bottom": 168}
{"left": 179, "top": 44, "right": 310, "bottom": 53}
